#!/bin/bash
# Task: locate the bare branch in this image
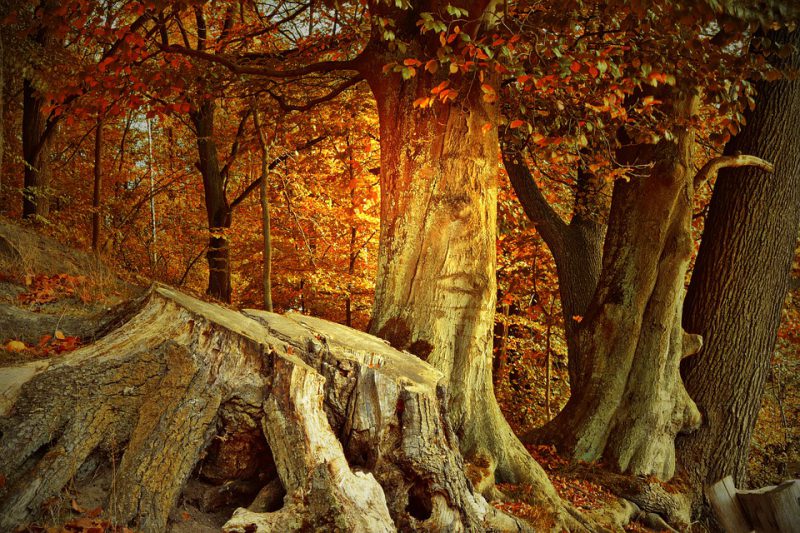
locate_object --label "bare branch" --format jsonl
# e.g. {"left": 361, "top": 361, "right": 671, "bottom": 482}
{"left": 267, "top": 76, "right": 363, "bottom": 112}
{"left": 694, "top": 154, "right": 774, "bottom": 188}
{"left": 230, "top": 135, "right": 327, "bottom": 209}
{"left": 165, "top": 44, "right": 364, "bottom": 78}
{"left": 220, "top": 108, "right": 253, "bottom": 183}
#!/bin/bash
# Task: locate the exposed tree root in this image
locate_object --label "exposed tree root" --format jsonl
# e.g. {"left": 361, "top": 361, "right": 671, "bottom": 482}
{"left": 0, "top": 286, "right": 536, "bottom": 532}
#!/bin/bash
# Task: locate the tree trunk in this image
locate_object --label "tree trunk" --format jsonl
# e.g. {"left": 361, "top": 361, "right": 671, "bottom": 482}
{"left": 253, "top": 106, "right": 273, "bottom": 312}
{"left": 260, "top": 174, "right": 272, "bottom": 312}
{"left": 0, "top": 286, "right": 529, "bottom": 532}
{"left": 525, "top": 94, "right": 703, "bottom": 480}
{"left": 677, "top": 27, "right": 800, "bottom": 511}
{"left": 0, "top": 32, "right": 4, "bottom": 195}
{"left": 191, "top": 100, "right": 232, "bottom": 303}
{"left": 502, "top": 150, "right": 607, "bottom": 394}
{"left": 361, "top": 51, "right": 568, "bottom": 517}
{"left": 92, "top": 115, "right": 104, "bottom": 252}
{"left": 22, "top": 78, "right": 51, "bottom": 219}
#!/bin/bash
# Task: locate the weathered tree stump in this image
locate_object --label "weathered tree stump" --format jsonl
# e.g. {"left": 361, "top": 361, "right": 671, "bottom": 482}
{"left": 0, "top": 286, "right": 530, "bottom": 532}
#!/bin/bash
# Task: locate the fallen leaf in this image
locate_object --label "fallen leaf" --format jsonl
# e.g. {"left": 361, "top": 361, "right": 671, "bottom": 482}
{"left": 55, "top": 330, "right": 66, "bottom": 340}
{"left": 5, "top": 340, "right": 26, "bottom": 352}
{"left": 71, "top": 498, "right": 85, "bottom": 514}
{"left": 85, "top": 506, "right": 103, "bottom": 518}
{"left": 181, "top": 511, "right": 192, "bottom": 521}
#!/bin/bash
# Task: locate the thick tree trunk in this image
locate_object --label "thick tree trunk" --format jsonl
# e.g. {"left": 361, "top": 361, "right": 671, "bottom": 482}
{"left": 0, "top": 286, "right": 529, "bottom": 532}
{"left": 526, "top": 94, "right": 703, "bottom": 480}
{"left": 677, "top": 28, "right": 800, "bottom": 511}
{"left": 361, "top": 51, "right": 570, "bottom": 522}
{"left": 191, "top": 100, "right": 232, "bottom": 303}
{"left": 22, "top": 78, "right": 51, "bottom": 219}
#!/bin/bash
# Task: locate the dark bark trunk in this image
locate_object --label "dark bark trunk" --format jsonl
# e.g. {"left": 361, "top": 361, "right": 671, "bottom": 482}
{"left": 502, "top": 150, "right": 606, "bottom": 394}
{"left": 0, "top": 33, "right": 4, "bottom": 195}
{"left": 92, "top": 116, "right": 103, "bottom": 252}
{"left": 190, "top": 100, "right": 232, "bottom": 303}
{"left": 22, "top": 79, "right": 51, "bottom": 219}
{"left": 677, "top": 27, "right": 800, "bottom": 510}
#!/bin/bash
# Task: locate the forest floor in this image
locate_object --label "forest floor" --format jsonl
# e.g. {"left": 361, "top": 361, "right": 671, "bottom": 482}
{"left": 0, "top": 218, "right": 797, "bottom": 532}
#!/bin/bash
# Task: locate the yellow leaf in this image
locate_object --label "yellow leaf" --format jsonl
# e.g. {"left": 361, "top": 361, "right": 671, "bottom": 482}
{"left": 5, "top": 340, "right": 26, "bottom": 352}
{"left": 55, "top": 330, "right": 66, "bottom": 340}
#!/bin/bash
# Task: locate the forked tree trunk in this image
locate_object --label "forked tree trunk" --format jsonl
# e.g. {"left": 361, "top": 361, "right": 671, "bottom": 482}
{"left": 526, "top": 94, "right": 703, "bottom": 481}
{"left": 190, "top": 100, "right": 233, "bottom": 303}
{"left": 22, "top": 78, "right": 51, "bottom": 219}
{"left": 677, "top": 27, "right": 800, "bottom": 511}
{"left": 0, "top": 286, "right": 528, "bottom": 532}
{"left": 502, "top": 148, "right": 607, "bottom": 395}
{"left": 361, "top": 48, "right": 569, "bottom": 519}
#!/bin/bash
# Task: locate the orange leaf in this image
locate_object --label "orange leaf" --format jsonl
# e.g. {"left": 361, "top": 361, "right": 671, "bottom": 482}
{"left": 570, "top": 61, "right": 581, "bottom": 73}
{"left": 85, "top": 506, "right": 103, "bottom": 518}
{"left": 412, "top": 97, "right": 430, "bottom": 108}
{"left": 509, "top": 119, "right": 524, "bottom": 129}
{"left": 572, "top": 315, "right": 583, "bottom": 323}
{"left": 481, "top": 123, "right": 492, "bottom": 134}
{"left": 71, "top": 498, "right": 86, "bottom": 514}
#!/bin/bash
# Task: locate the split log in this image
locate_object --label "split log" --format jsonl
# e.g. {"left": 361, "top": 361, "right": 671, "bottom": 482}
{"left": 0, "top": 286, "right": 530, "bottom": 532}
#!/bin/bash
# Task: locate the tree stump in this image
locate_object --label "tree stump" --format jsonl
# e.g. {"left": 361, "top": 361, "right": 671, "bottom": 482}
{"left": 0, "top": 286, "right": 530, "bottom": 532}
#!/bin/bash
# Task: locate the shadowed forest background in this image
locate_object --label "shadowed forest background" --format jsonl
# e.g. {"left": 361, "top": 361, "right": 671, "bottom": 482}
{"left": 0, "top": 0, "right": 798, "bottom": 531}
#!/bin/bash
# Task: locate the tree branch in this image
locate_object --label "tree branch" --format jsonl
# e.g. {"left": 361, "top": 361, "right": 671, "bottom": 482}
{"left": 267, "top": 76, "right": 363, "bottom": 112}
{"left": 220, "top": 108, "right": 253, "bottom": 183}
{"left": 229, "top": 135, "right": 327, "bottom": 210}
{"left": 694, "top": 154, "right": 774, "bottom": 188}
{"left": 165, "top": 44, "right": 364, "bottom": 78}
{"left": 501, "top": 142, "right": 569, "bottom": 253}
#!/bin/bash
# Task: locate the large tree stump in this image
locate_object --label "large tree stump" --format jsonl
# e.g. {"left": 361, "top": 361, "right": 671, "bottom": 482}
{"left": 0, "top": 286, "right": 530, "bottom": 532}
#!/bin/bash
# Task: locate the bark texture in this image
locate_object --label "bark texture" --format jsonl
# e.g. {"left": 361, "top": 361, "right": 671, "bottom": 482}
{"left": 526, "top": 93, "right": 703, "bottom": 480}
{"left": 0, "top": 286, "right": 527, "bottom": 532}
{"left": 502, "top": 146, "right": 607, "bottom": 393}
{"left": 363, "top": 48, "right": 562, "bottom": 508}
{"left": 677, "top": 27, "right": 800, "bottom": 508}
{"left": 22, "top": 78, "right": 51, "bottom": 219}
{"left": 190, "top": 100, "right": 233, "bottom": 303}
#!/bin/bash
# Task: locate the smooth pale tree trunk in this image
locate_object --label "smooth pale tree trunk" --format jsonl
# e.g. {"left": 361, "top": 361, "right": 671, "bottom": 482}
{"left": 190, "top": 100, "right": 232, "bottom": 303}
{"left": 252, "top": 107, "right": 273, "bottom": 312}
{"left": 259, "top": 175, "right": 272, "bottom": 311}
{"left": 677, "top": 27, "right": 800, "bottom": 512}
{"left": 92, "top": 115, "right": 103, "bottom": 251}
{"left": 22, "top": 79, "right": 51, "bottom": 219}
{"left": 525, "top": 93, "right": 704, "bottom": 480}
{"left": 362, "top": 58, "right": 562, "bottom": 508}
